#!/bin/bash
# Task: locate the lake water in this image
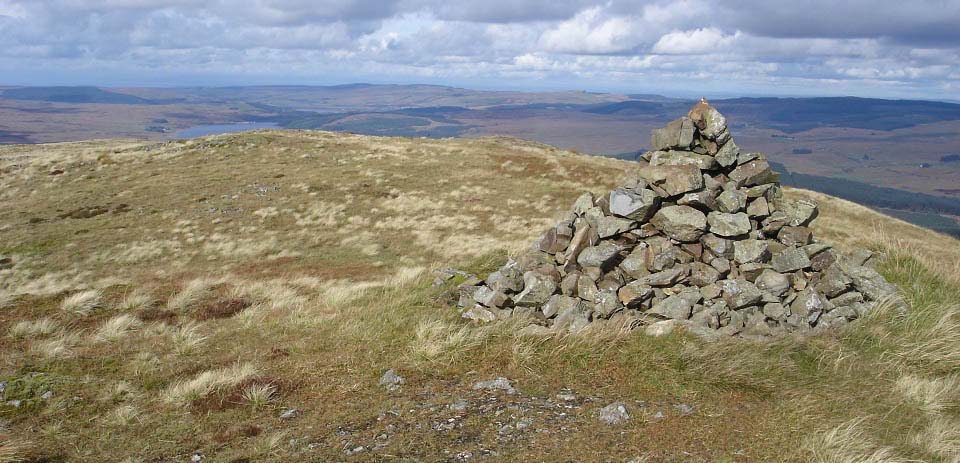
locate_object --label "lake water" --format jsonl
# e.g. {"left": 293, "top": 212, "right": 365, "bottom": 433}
{"left": 174, "top": 122, "right": 280, "bottom": 139}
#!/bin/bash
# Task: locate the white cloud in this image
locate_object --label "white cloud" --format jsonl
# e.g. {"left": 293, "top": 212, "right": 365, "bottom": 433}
{"left": 652, "top": 28, "right": 738, "bottom": 55}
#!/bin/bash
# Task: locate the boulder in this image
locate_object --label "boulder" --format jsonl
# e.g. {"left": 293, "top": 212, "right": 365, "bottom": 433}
{"left": 609, "top": 188, "right": 660, "bottom": 221}
{"left": 771, "top": 247, "right": 811, "bottom": 273}
{"left": 577, "top": 242, "right": 623, "bottom": 268}
{"left": 733, "top": 240, "right": 770, "bottom": 264}
{"left": 728, "top": 160, "right": 778, "bottom": 187}
{"left": 638, "top": 164, "right": 704, "bottom": 197}
{"left": 651, "top": 205, "right": 707, "bottom": 242}
{"left": 514, "top": 272, "right": 557, "bottom": 307}
{"left": 721, "top": 279, "right": 762, "bottom": 309}
{"left": 707, "top": 212, "right": 751, "bottom": 237}
{"left": 651, "top": 117, "right": 696, "bottom": 150}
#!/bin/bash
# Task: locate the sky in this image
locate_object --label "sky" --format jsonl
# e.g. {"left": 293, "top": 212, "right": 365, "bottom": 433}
{"left": 1, "top": 0, "right": 959, "bottom": 100}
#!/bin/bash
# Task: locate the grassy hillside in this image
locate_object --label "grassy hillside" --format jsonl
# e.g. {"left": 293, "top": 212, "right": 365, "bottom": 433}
{"left": 1, "top": 130, "right": 959, "bottom": 462}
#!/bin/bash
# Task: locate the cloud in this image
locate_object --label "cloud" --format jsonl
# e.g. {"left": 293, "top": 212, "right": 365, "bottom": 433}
{"left": 0, "top": 0, "right": 958, "bottom": 99}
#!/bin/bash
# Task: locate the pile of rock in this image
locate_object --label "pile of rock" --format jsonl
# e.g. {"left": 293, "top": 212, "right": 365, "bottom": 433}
{"left": 455, "top": 100, "right": 901, "bottom": 338}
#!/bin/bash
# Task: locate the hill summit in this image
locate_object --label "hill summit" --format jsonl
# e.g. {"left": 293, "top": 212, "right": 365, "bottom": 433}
{"left": 454, "top": 99, "right": 901, "bottom": 337}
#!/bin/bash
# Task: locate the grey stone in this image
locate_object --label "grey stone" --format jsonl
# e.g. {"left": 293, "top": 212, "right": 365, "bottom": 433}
{"left": 831, "top": 291, "right": 864, "bottom": 307}
{"left": 542, "top": 294, "right": 580, "bottom": 318}
{"left": 733, "top": 240, "right": 770, "bottom": 264}
{"left": 636, "top": 266, "right": 687, "bottom": 287}
{"left": 707, "top": 212, "right": 751, "bottom": 237}
{"left": 594, "top": 215, "right": 636, "bottom": 239}
{"left": 716, "top": 189, "right": 747, "bottom": 213}
{"left": 791, "top": 288, "right": 827, "bottom": 324}
{"left": 777, "top": 199, "right": 819, "bottom": 227}
{"left": 746, "top": 197, "right": 770, "bottom": 218}
{"left": 649, "top": 288, "right": 701, "bottom": 320}
{"left": 816, "top": 265, "right": 853, "bottom": 298}
{"left": 485, "top": 259, "right": 523, "bottom": 293}
{"left": 618, "top": 281, "right": 654, "bottom": 308}
{"left": 560, "top": 272, "right": 580, "bottom": 296}
{"left": 702, "top": 234, "right": 732, "bottom": 258}
{"left": 715, "top": 139, "right": 740, "bottom": 167}
{"left": 618, "top": 248, "right": 649, "bottom": 279}
{"left": 709, "top": 257, "right": 731, "bottom": 276}
{"left": 473, "top": 286, "right": 512, "bottom": 308}
{"left": 577, "top": 275, "right": 600, "bottom": 302}
{"left": 514, "top": 272, "right": 557, "bottom": 307}
{"left": 638, "top": 164, "right": 704, "bottom": 197}
{"left": 755, "top": 269, "right": 790, "bottom": 297}
{"left": 840, "top": 261, "right": 899, "bottom": 301}
{"left": 462, "top": 306, "right": 497, "bottom": 322}
{"left": 594, "top": 290, "right": 623, "bottom": 318}
{"left": 553, "top": 302, "right": 593, "bottom": 333}
{"left": 763, "top": 303, "right": 788, "bottom": 320}
{"left": 379, "top": 369, "right": 404, "bottom": 391}
{"left": 771, "top": 247, "right": 811, "bottom": 273}
{"left": 279, "top": 408, "right": 300, "bottom": 419}
{"left": 678, "top": 188, "right": 719, "bottom": 210}
{"left": 721, "top": 279, "right": 763, "bottom": 309}
{"left": 649, "top": 150, "right": 718, "bottom": 170}
{"left": 688, "top": 262, "right": 721, "bottom": 287}
{"left": 761, "top": 211, "right": 790, "bottom": 234}
{"left": 687, "top": 101, "right": 727, "bottom": 139}
{"left": 572, "top": 193, "right": 595, "bottom": 216}
{"left": 728, "top": 160, "right": 779, "bottom": 187}
{"left": 599, "top": 402, "right": 630, "bottom": 425}
{"left": 651, "top": 205, "right": 707, "bottom": 242}
{"left": 651, "top": 117, "right": 695, "bottom": 150}
{"left": 577, "top": 242, "right": 623, "bottom": 268}
{"left": 473, "top": 377, "right": 516, "bottom": 394}
{"left": 609, "top": 188, "right": 660, "bottom": 221}
{"left": 778, "top": 226, "right": 813, "bottom": 246}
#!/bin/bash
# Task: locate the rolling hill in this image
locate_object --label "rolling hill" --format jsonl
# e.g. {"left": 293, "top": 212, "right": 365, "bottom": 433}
{"left": 1, "top": 130, "right": 959, "bottom": 462}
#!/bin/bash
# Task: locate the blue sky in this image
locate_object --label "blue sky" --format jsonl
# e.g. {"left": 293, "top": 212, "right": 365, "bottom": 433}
{"left": 1, "top": 0, "right": 959, "bottom": 100}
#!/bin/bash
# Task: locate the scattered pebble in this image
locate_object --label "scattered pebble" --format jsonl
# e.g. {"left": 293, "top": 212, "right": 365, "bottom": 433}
{"left": 6, "top": 399, "right": 22, "bottom": 408}
{"left": 599, "top": 402, "right": 630, "bottom": 425}
{"left": 41, "top": 391, "right": 53, "bottom": 400}
{"left": 472, "top": 377, "right": 516, "bottom": 395}
{"left": 279, "top": 408, "right": 300, "bottom": 420}
{"left": 190, "top": 453, "right": 203, "bottom": 462}
{"left": 379, "top": 369, "right": 404, "bottom": 391}
{"left": 673, "top": 403, "right": 695, "bottom": 415}
{"left": 448, "top": 399, "right": 469, "bottom": 411}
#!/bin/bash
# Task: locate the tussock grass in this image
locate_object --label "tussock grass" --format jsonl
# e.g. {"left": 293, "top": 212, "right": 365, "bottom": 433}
{"left": 912, "top": 417, "right": 960, "bottom": 461}
{"left": 8, "top": 318, "right": 59, "bottom": 339}
{"left": 162, "top": 362, "right": 258, "bottom": 406}
{"left": 30, "top": 332, "right": 80, "bottom": 358}
{"left": 116, "top": 290, "right": 154, "bottom": 311}
{"left": 803, "top": 418, "right": 910, "bottom": 463}
{"left": 94, "top": 314, "right": 142, "bottom": 343}
{"left": 166, "top": 278, "right": 220, "bottom": 311}
{"left": 168, "top": 321, "right": 207, "bottom": 355}
{"left": 60, "top": 289, "right": 102, "bottom": 315}
{"left": 0, "top": 424, "right": 32, "bottom": 463}
{"left": 240, "top": 383, "right": 276, "bottom": 409}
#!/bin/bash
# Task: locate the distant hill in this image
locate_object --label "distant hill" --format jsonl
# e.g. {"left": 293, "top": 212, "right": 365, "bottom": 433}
{"left": 1, "top": 86, "right": 153, "bottom": 104}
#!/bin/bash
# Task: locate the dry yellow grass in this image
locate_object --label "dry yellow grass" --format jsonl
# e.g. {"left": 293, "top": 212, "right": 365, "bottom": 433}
{"left": 1, "top": 130, "right": 958, "bottom": 461}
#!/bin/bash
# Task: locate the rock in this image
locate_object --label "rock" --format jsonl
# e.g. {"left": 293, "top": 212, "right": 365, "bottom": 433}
{"left": 728, "top": 160, "right": 778, "bottom": 187}
{"left": 715, "top": 139, "right": 740, "bottom": 167}
{"left": 572, "top": 193, "right": 595, "bottom": 216}
{"left": 648, "top": 150, "right": 718, "bottom": 170}
{"left": 755, "top": 269, "right": 790, "bottom": 297}
{"left": 649, "top": 287, "right": 700, "bottom": 320}
{"left": 514, "top": 272, "right": 557, "bottom": 307}
{"left": 707, "top": 212, "right": 751, "bottom": 237}
{"left": 840, "top": 260, "right": 899, "bottom": 301}
{"left": 594, "top": 215, "right": 636, "bottom": 239}
{"left": 721, "top": 279, "right": 762, "bottom": 309}
{"left": 651, "top": 205, "right": 707, "bottom": 242}
{"left": 746, "top": 197, "right": 770, "bottom": 218}
{"left": 816, "top": 265, "right": 853, "bottom": 298}
{"left": 462, "top": 306, "right": 497, "bottom": 322}
{"left": 577, "top": 242, "right": 623, "bottom": 268}
{"left": 594, "top": 290, "right": 623, "bottom": 318}
{"left": 618, "top": 281, "right": 654, "bottom": 308}
{"left": 771, "top": 247, "right": 811, "bottom": 273}
{"left": 543, "top": 294, "right": 580, "bottom": 318}
{"left": 687, "top": 99, "right": 727, "bottom": 139}
{"left": 733, "top": 240, "right": 770, "bottom": 264}
{"left": 553, "top": 302, "right": 593, "bottom": 333}
{"left": 379, "top": 369, "right": 404, "bottom": 391}
{"left": 486, "top": 260, "right": 524, "bottom": 293}
{"left": 778, "top": 226, "right": 813, "bottom": 246}
{"left": 716, "top": 189, "right": 747, "bottom": 213}
{"left": 763, "top": 303, "right": 788, "bottom": 320}
{"left": 651, "top": 117, "right": 695, "bottom": 150}
{"left": 791, "top": 288, "right": 827, "bottom": 324}
{"left": 779, "top": 199, "right": 819, "bottom": 226}
{"left": 638, "top": 164, "right": 704, "bottom": 197}
{"left": 279, "top": 408, "right": 299, "bottom": 419}
{"left": 635, "top": 266, "right": 687, "bottom": 287}
{"left": 688, "top": 262, "right": 721, "bottom": 287}
{"left": 473, "top": 286, "right": 512, "bottom": 308}
{"left": 609, "top": 188, "right": 660, "bottom": 221}
{"left": 599, "top": 402, "right": 631, "bottom": 425}
{"left": 645, "top": 319, "right": 686, "bottom": 336}
{"left": 577, "top": 276, "right": 600, "bottom": 302}
{"left": 473, "top": 377, "right": 516, "bottom": 394}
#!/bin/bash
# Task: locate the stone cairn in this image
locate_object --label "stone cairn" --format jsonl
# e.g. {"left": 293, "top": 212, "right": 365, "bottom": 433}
{"left": 452, "top": 100, "right": 901, "bottom": 338}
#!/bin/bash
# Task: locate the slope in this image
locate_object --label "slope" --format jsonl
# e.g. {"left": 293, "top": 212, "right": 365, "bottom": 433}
{"left": 0, "top": 130, "right": 959, "bottom": 462}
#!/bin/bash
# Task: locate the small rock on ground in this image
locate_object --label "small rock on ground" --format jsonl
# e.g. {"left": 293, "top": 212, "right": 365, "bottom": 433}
{"left": 472, "top": 377, "right": 516, "bottom": 394}
{"left": 599, "top": 402, "right": 630, "bottom": 425}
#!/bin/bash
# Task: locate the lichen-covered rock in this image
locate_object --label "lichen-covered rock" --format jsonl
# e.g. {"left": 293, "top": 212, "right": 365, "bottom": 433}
{"left": 638, "top": 164, "right": 704, "bottom": 197}
{"left": 771, "top": 247, "right": 811, "bottom": 273}
{"left": 651, "top": 205, "right": 707, "bottom": 242}
{"left": 707, "top": 212, "right": 751, "bottom": 237}
{"left": 609, "top": 187, "right": 660, "bottom": 221}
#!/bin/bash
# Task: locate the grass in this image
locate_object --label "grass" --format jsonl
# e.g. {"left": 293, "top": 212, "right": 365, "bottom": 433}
{"left": 0, "top": 130, "right": 959, "bottom": 461}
